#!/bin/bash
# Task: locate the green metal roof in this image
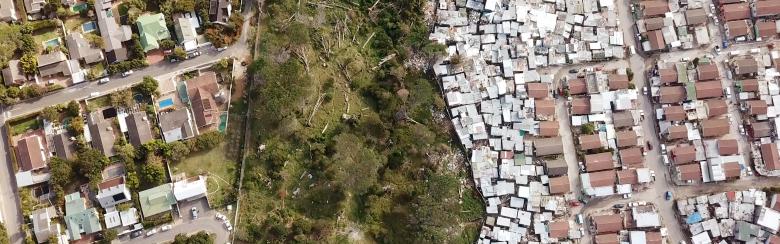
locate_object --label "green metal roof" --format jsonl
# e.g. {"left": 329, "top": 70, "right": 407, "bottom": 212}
{"left": 136, "top": 13, "right": 171, "bottom": 52}
{"left": 138, "top": 183, "right": 176, "bottom": 217}
{"left": 676, "top": 63, "right": 689, "bottom": 83}
{"left": 64, "top": 193, "right": 102, "bottom": 240}
{"left": 685, "top": 82, "right": 697, "bottom": 101}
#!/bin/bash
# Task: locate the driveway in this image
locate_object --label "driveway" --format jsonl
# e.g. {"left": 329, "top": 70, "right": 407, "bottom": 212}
{"left": 122, "top": 198, "right": 231, "bottom": 244}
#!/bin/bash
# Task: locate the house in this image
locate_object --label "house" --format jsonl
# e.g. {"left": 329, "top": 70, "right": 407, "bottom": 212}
{"left": 582, "top": 170, "right": 617, "bottom": 196}
{"left": 526, "top": 82, "right": 549, "bottom": 99}
{"left": 732, "top": 58, "right": 758, "bottom": 75}
{"left": 65, "top": 33, "right": 104, "bottom": 64}
{"left": 738, "top": 79, "right": 759, "bottom": 92}
{"left": 545, "top": 157, "right": 568, "bottom": 176}
{"left": 756, "top": 1, "right": 780, "bottom": 18}
{"left": 722, "top": 3, "right": 751, "bottom": 20}
{"left": 672, "top": 145, "right": 697, "bottom": 165}
{"left": 534, "top": 137, "right": 564, "bottom": 156}
{"left": 756, "top": 21, "right": 778, "bottom": 39}
{"left": 659, "top": 86, "right": 687, "bottom": 104}
{"left": 747, "top": 100, "right": 768, "bottom": 115}
{"left": 701, "top": 119, "right": 729, "bottom": 138}
{"left": 568, "top": 78, "right": 587, "bottom": 95}
{"left": 617, "top": 169, "right": 638, "bottom": 185}
{"left": 666, "top": 125, "right": 688, "bottom": 140}
{"left": 125, "top": 112, "right": 153, "bottom": 147}
{"left": 677, "top": 163, "right": 702, "bottom": 182}
{"left": 595, "top": 233, "right": 619, "bottom": 244}
{"left": 705, "top": 99, "right": 728, "bottom": 117}
{"left": 538, "top": 121, "right": 559, "bottom": 137}
{"left": 95, "top": 176, "right": 131, "bottom": 208}
{"left": 23, "top": 0, "right": 45, "bottom": 17}
{"left": 174, "top": 17, "right": 198, "bottom": 52}
{"left": 173, "top": 175, "right": 207, "bottom": 202}
{"left": 619, "top": 147, "right": 643, "bottom": 167}
{"left": 612, "top": 111, "right": 635, "bottom": 128}
{"left": 592, "top": 214, "right": 624, "bottom": 234}
{"left": 641, "top": 1, "right": 668, "bottom": 17}
{"left": 37, "top": 51, "right": 80, "bottom": 78}
{"left": 585, "top": 152, "right": 615, "bottom": 172}
{"left": 548, "top": 221, "right": 569, "bottom": 239}
{"left": 64, "top": 193, "right": 102, "bottom": 241}
{"left": 685, "top": 8, "right": 707, "bottom": 25}
{"left": 616, "top": 130, "right": 638, "bottom": 148}
{"left": 138, "top": 183, "right": 176, "bottom": 217}
{"left": 659, "top": 67, "right": 678, "bottom": 83}
{"left": 756, "top": 207, "right": 780, "bottom": 232}
{"left": 760, "top": 143, "right": 780, "bottom": 171}
{"left": 159, "top": 109, "right": 195, "bottom": 143}
{"left": 646, "top": 30, "right": 666, "bottom": 51}
{"left": 104, "top": 207, "right": 138, "bottom": 229}
{"left": 726, "top": 20, "right": 752, "bottom": 40}
{"left": 31, "top": 207, "right": 56, "bottom": 244}
{"left": 136, "top": 13, "right": 171, "bottom": 52}
{"left": 663, "top": 106, "right": 686, "bottom": 121}
{"left": 95, "top": 0, "right": 132, "bottom": 62}
{"left": 88, "top": 117, "right": 116, "bottom": 157}
{"left": 644, "top": 17, "right": 664, "bottom": 31}
{"left": 548, "top": 176, "right": 570, "bottom": 194}
{"left": 718, "top": 139, "right": 739, "bottom": 155}
{"left": 208, "top": 0, "right": 232, "bottom": 23}
{"left": 723, "top": 161, "right": 741, "bottom": 178}
{"left": 52, "top": 132, "right": 76, "bottom": 160}
{"left": 695, "top": 81, "right": 723, "bottom": 99}
{"left": 572, "top": 97, "right": 591, "bottom": 115}
{"left": 0, "top": 0, "right": 17, "bottom": 22}
{"left": 186, "top": 72, "right": 224, "bottom": 129}
{"left": 697, "top": 63, "right": 719, "bottom": 80}
{"left": 752, "top": 121, "right": 772, "bottom": 138}
{"left": 16, "top": 135, "right": 46, "bottom": 172}
{"left": 580, "top": 134, "right": 604, "bottom": 150}
{"left": 608, "top": 74, "right": 629, "bottom": 90}
{"left": 2, "top": 60, "right": 24, "bottom": 86}
{"left": 535, "top": 99, "right": 555, "bottom": 119}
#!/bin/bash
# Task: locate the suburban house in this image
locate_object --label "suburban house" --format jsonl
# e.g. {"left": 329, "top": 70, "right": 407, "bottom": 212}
{"left": 138, "top": 183, "right": 176, "bottom": 218}
{"left": 64, "top": 193, "right": 102, "bottom": 241}
{"left": 16, "top": 135, "right": 47, "bottom": 172}
{"left": 174, "top": 17, "right": 198, "bottom": 52}
{"left": 23, "top": 0, "right": 45, "bottom": 18}
{"left": 51, "top": 132, "right": 76, "bottom": 160}
{"left": 37, "top": 51, "right": 80, "bottom": 79}
{"left": 159, "top": 109, "right": 195, "bottom": 143}
{"left": 124, "top": 112, "right": 154, "bottom": 147}
{"left": 0, "top": 0, "right": 17, "bottom": 22}
{"left": 94, "top": 0, "right": 132, "bottom": 63}
{"left": 173, "top": 175, "right": 207, "bottom": 202}
{"left": 209, "top": 0, "right": 231, "bottom": 24}
{"left": 30, "top": 207, "right": 57, "bottom": 244}
{"left": 137, "top": 13, "right": 171, "bottom": 52}
{"left": 186, "top": 72, "right": 224, "bottom": 130}
{"left": 104, "top": 207, "right": 138, "bottom": 229}
{"left": 88, "top": 116, "right": 116, "bottom": 157}
{"left": 66, "top": 33, "right": 105, "bottom": 64}
{"left": 2, "top": 60, "right": 25, "bottom": 85}
{"left": 95, "top": 176, "right": 131, "bottom": 208}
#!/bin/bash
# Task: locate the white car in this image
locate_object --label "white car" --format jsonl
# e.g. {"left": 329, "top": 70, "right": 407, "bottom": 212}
{"left": 224, "top": 221, "right": 233, "bottom": 231}
{"left": 121, "top": 70, "right": 134, "bottom": 77}
{"left": 146, "top": 228, "right": 158, "bottom": 236}
{"left": 216, "top": 213, "right": 227, "bottom": 221}
{"left": 191, "top": 207, "right": 199, "bottom": 219}
{"left": 216, "top": 47, "right": 227, "bottom": 52}
{"left": 161, "top": 224, "right": 172, "bottom": 232}
{"left": 98, "top": 77, "right": 110, "bottom": 84}
{"left": 90, "top": 92, "right": 101, "bottom": 98}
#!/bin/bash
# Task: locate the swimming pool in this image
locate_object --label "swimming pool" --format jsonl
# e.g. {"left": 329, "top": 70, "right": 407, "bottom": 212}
{"left": 44, "top": 38, "right": 60, "bottom": 48}
{"left": 82, "top": 21, "right": 97, "bottom": 32}
{"left": 158, "top": 98, "right": 174, "bottom": 109}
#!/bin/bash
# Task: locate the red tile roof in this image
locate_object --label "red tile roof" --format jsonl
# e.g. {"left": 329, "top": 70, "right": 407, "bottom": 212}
{"left": 726, "top": 20, "right": 751, "bottom": 39}
{"left": 697, "top": 63, "right": 719, "bottom": 80}
{"left": 760, "top": 143, "right": 780, "bottom": 170}
{"left": 659, "top": 86, "right": 686, "bottom": 103}
{"left": 535, "top": 99, "right": 556, "bottom": 118}
{"left": 664, "top": 106, "right": 686, "bottom": 121}
{"left": 723, "top": 161, "right": 741, "bottom": 178}
{"left": 702, "top": 119, "right": 730, "bottom": 138}
{"left": 549, "top": 221, "right": 570, "bottom": 238}
{"left": 588, "top": 170, "right": 617, "bottom": 187}
{"left": 748, "top": 100, "right": 768, "bottom": 115}
{"left": 721, "top": 3, "right": 751, "bottom": 21}
{"left": 706, "top": 99, "right": 729, "bottom": 117}
{"left": 568, "top": 78, "right": 587, "bottom": 95}
{"left": 678, "top": 163, "right": 702, "bottom": 181}
{"left": 718, "top": 139, "right": 739, "bottom": 155}
{"left": 642, "top": 1, "right": 669, "bottom": 16}
{"left": 580, "top": 134, "right": 603, "bottom": 150}
{"left": 756, "top": 1, "right": 780, "bottom": 18}
{"left": 667, "top": 125, "right": 688, "bottom": 140}
{"left": 695, "top": 81, "right": 723, "bottom": 99}
{"left": 617, "top": 169, "right": 639, "bottom": 184}
{"left": 659, "top": 67, "right": 678, "bottom": 84}
{"left": 739, "top": 79, "right": 759, "bottom": 92}
{"left": 619, "top": 147, "right": 644, "bottom": 167}
{"left": 616, "top": 130, "right": 638, "bottom": 148}
{"left": 756, "top": 21, "right": 777, "bottom": 38}
{"left": 647, "top": 30, "right": 666, "bottom": 51}
{"left": 672, "top": 145, "right": 697, "bottom": 165}
{"left": 608, "top": 74, "right": 630, "bottom": 90}
{"left": 572, "top": 97, "right": 591, "bottom": 115}
{"left": 549, "top": 176, "right": 571, "bottom": 194}
{"left": 539, "top": 121, "right": 560, "bottom": 137}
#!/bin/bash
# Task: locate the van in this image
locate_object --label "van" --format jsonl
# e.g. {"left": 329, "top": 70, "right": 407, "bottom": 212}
{"left": 662, "top": 155, "right": 670, "bottom": 165}
{"left": 576, "top": 214, "right": 583, "bottom": 224}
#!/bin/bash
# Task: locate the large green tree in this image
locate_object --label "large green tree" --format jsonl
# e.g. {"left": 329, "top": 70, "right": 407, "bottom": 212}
{"left": 134, "top": 76, "right": 160, "bottom": 98}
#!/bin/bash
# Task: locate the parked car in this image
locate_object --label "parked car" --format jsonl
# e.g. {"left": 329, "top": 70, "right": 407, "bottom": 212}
{"left": 122, "top": 70, "right": 134, "bottom": 77}
{"left": 217, "top": 47, "right": 227, "bottom": 52}
{"left": 146, "top": 228, "right": 158, "bottom": 237}
{"left": 161, "top": 224, "right": 172, "bottom": 231}
{"left": 613, "top": 204, "right": 625, "bottom": 209}
{"left": 224, "top": 221, "right": 233, "bottom": 231}
{"left": 666, "top": 191, "right": 673, "bottom": 200}
{"left": 216, "top": 213, "right": 226, "bottom": 221}
{"left": 575, "top": 214, "right": 584, "bottom": 224}
{"left": 130, "top": 230, "right": 143, "bottom": 239}
{"left": 191, "top": 207, "right": 199, "bottom": 219}
{"left": 98, "top": 77, "right": 110, "bottom": 84}
{"left": 90, "top": 92, "right": 101, "bottom": 98}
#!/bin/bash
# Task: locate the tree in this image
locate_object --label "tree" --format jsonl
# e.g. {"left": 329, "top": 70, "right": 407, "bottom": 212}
{"left": 125, "top": 0, "right": 147, "bottom": 11}
{"left": 22, "top": 85, "right": 45, "bottom": 98}
{"left": 48, "top": 157, "right": 73, "bottom": 187}
{"left": 134, "top": 76, "right": 160, "bottom": 98}
{"left": 171, "top": 47, "right": 187, "bottom": 60}
{"left": 40, "top": 106, "right": 60, "bottom": 123}
{"left": 328, "top": 133, "right": 384, "bottom": 194}
{"left": 580, "top": 123, "right": 596, "bottom": 135}
{"left": 69, "top": 116, "right": 85, "bottom": 134}
{"left": 114, "top": 143, "right": 136, "bottom": 163}
{"left": 192, "top": 131, "right": 223, "bottom": 152}
{"left": 173, "top": 0, "right": 196, "bottom": 13}
{"left": 98, "top": 229, "right": 117, "bottom": 244}
{"left": 159, "top": 39, "right": 176, "bottom": 50}
{"left": 0, "top": 223, "right": 10, "bottom": 244}
{"left": 66, "top": 101, "right": 80, "bottom": 116}
{"left": 84, "top": 33, "right": 104, "bottom": 49}
{"left": 76, "top": 149, "right": 109, "bottom": 185}
{"left": 109, "top": 89, "right": 134, "bottom": 108}
{"left": 141, "top": 154, "right": 166, "bottom": 186}
{"left": 19, "top": 54, "right": 37, "bottom": 74}
{"left": 165, "top": 141, "right": 190, "bottom": 162}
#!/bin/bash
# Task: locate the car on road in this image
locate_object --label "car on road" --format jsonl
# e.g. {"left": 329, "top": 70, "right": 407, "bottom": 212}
{"left": 217, "top": 47, "right": 227, "bottom": 52}
{"left": 224, "top": 221, "right": 233, "bottom": 231}
{"left": 130, "top": 230, "right": 143, "bottom": 239}
{"left": 90, "top": 92, "right": 101, "bottom": 98}
{"left": 666, "top": 191, "right": 673, "bottom": 200}
{"left": 98, "top": 77, "right": 110, "bottom": 84}
{"left": 575, "top": 214, "right": 583, "bottom": 224}
{"left": 146, "top": 228, "right": 158, "bottom": 237}
{"left": 122, "top": 70, "right": 134, "bottom": 77}
{"left": 613, "top": 204, "right": 624, "bottom": 209}
{"left": 161, "top": 224, "right": 172, "bottom": 231}
{"left": 191, "top": 207, "right": 199, "bottom": 219}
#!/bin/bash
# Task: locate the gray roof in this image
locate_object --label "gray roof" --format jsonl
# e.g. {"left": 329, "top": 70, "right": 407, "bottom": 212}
{"left": 95, "top": 0, "right": 132, "bottom": 56}
{"left": 209, "top": 0, "right": 231, "bottom": 23}
{"left": 31, "top": 207, "right": 56, "bottom": 244}
{"left": 125, "top": 112, "right": 154, "bottom": 147}
{"left": 0, "top": 0, "right": 17, "bottom": 21}
{"left": 23, "top": 0, "right": 44, "bottom": 14}
{"left": 159, "top": 109, "right": 194, "bottom": 142}
{"left": 174, "top": 17, "right": 196, "bottom": 44}
{"left": 38, "top": 51, "right": 67, "bottom": 67}
{"left": 52, "top": 132, "right": 76, "bottom": 160}
{"left": 2, "top": 60, "right": 25, "bottom": 86}
{"left": 66, "top": 33, "right": 105, "bottom": 64}
{"left": 88, "top": 118, "right": 116, "bottom": 157}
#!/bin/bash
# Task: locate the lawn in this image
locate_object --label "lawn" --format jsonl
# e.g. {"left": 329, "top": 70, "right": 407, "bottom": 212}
{"left": 88, "top": 95, "right": 111, "bottom": 108}
{"left": 32, "top": 28, "right": 61, "bottom": 50}
{"left": 171, "top": 142, "right": 237, "bottom": 207}
{"left": 9, "top": 116, "right": 41, "bottom": 136}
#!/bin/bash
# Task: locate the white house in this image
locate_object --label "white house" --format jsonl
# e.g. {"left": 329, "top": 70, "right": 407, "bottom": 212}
{"left": 95, "top": 177, "right": 131, "bottom": 208}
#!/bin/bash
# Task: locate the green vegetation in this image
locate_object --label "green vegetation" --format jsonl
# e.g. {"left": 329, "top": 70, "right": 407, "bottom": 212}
{"left": 134, "top": 76, "right": 160, "bottom": 98}
{"left": 172, "top": 231, "right": 214, "bottom": 244}
{"left": 236, "top": 0, "right": 475, "bottom": 243}
{"left": 171, "top": 142, "right": 235, "bottom": 207}
{"left": 580, "top": 123, "right": 596, "bottom": 135}
{"left": 0, "top": 224, "right": 8, "bottom": 244}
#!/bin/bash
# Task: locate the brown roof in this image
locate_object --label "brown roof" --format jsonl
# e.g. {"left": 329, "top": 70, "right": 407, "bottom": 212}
{"left": 98, "top": 176, "right": 125, "bottom": 190}
{"left": 695, "top": 81, "right": 723, "bottom": 99}
{"left": 125, "top": 112, "right": 154, "bottom": 147}
{"left": 718, "top": 139, "right": 739, "bottom": 155}
{"left": 667, "top": 125, "right": 688, "bottom": 140}
{"left": 572, "top": 97, "right": 591, "bottom": 115}
{"left": 685, "top": 8, "right": 707, "bottom": 25}
{"left": 767, "top": 235, "right": 780, "bottom": 244}
{"left": 726, "top": 20, "right": 751, "bottom": 39}
{"left": 722, "top": 3, "right": 751, "bottom": 21}
{"left": 733, "top": 58, "right": 758, "bottom": 75}
{"left": 706, "top": 99, "right": 729, "bottom": 117}
{"left": 535, "top": 99, "right": 556, "bottom": 118}
{"left": 757, "top": 21, "right": 777, "bottom": 38}
{"left": 678, "top": 163, "right": 702, "bottom": 181}
{"left": 616, "top": 130, "right": 638, "bottom": 148}
{"left": 646, "top": 232, "right": 663, "bottom": 244}
{"left": 659, "top": 67, "right": 678, "bottom": 83}
{"left": 588, "top": 170, "right": 617, "bottom": 187}
{"left": 595, "top": 233, "right": 620, "bottom": 244}
{"left": 748, "top": 100, "right": 768, "bottom": 115}
{"left": 535, "top": 137, "right": 564, "bottom": 156}
{"left": 187, "top": 72, "right": 221, "bottom": 128}
{"left": 664, "top": 106, "right": 686, "bottom": 121}
{"left": 568, "top": 78, "right": 587, "bottom": 95}
{"left": 642, "top": 1, "right": 669, "bottom": 16}
{"left": 723, "top": 161, "right": 741, "bottom": 178}
{"left": 761, "top": 143, "right": 780, "bottom": 170}
{"left": 756, "top": 1, "right": 780, "bottom": 17}
{"left": 617, "top": 169, "right": 639, "bottom": 184}
{"left": 585, "top": 152, "right": 615, "bottom": 172}
{"left": 620, "top": 147, "right": 643, "bottom": 166}
{"left": 608, "top": 74, "right": 630, "bottom": 90}
{"left": 580, "top": 134, "right": 603, "bottom": 150}
{"left": 613, "top": 111, "right": 635, "bottom": 128}
{"left": 16, "top": 135, "right": 46, "bottom": 171}
{"left": 549, "top": 176, "right": 571, "bottom": 194}
{"left": 751, "top": 121, "right": 773, "bottom": 138}
{"left": 593, "top": 215, "right": 624, "bottom": 234}
{"left": 697, "top": 63, "right": 719, "bottom": 81}
{"left": 527, "top": 82, "right": 549, "bottom": 99}
{"left": 701, "top": 119, "right": 729, "bottom": 138}
{"left": 740, "top": 79, "right": 759, "bottom": 92}
{"left": 647, "top": 30, "right": 666, "bottom": 51}
{"left": 659, "top": 86, "right": 686, "bottom": 103}
{"left": 672, "top": 145, "right": 697, "bottom": 165}
{"left": 539, "top": 121, "right": 559, "bottom": 137}
{"left": 549, "top": 221, "right": 570, "bottom": 238}
{"left": 644, "top": 17, "right": 665, "bottom": 31}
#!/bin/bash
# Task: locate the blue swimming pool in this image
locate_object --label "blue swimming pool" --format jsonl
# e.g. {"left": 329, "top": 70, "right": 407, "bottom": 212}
{"left": 158, "top": 98, "right": 174, "bottom": 108}
{"left": 82, "top": 21, "right": 97, "bottom": 32}
{"left": 44, "top": 38, "right": 60, "bottom": 48}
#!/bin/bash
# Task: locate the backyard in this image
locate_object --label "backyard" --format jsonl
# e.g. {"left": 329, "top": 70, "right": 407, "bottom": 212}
{"left": 32, "top": 27, "right": 62, "bottom": 51}
{"left": 170, "top": 142, "right": 237, "bottom": 207}
{"left": 9, "top": 116, "right": 41, "bottom": 136}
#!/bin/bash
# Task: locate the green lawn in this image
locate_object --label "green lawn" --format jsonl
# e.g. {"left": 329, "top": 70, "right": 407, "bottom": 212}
{"left": 9, "top": 117, "right": 40, "bottom": 136}
{"left": 171, "top": 142, "right": 237, "bottom": 207}
{"left": 88, "top": 95, "right": 111, "bottom": 108}
{"left": 32, "top": 28, "right": 61, "bottom": 51}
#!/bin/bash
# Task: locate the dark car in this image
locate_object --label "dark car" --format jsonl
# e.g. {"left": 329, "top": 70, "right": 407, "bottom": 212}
{"left": 130, "top": 230, "right": 143, "bottom": 239}
{"left": 613, "top": 204, "right": 625, "bottom": 209}
{"left": 568, "top": 69, "right": 578, "bottom": 74}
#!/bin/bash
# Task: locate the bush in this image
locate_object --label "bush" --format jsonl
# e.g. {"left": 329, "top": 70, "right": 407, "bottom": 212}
{"left": 107, "top": 59, "right": 148, "bottom": 74}
{"left": 25, "top": 19, "right": 58, "bottom": 31}
{"left": 191, "top": 131, "right": 224, "bottom": 152}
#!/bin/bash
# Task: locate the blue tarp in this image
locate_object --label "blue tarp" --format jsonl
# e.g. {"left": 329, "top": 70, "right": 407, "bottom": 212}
{"left": 686, "top": 212, "right": 702, "bottom": 224}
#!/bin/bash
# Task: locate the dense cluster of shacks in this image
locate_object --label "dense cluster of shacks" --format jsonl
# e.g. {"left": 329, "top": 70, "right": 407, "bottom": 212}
{"left": 675, "top": 190, "right": 780, "bottom": 244}
{"left": 717, "top": 0, "right": 780, "bottom": 43}
{"left": 565, "top": 68, "right": 656, "bottom": 198}
{"left": 634, "top": 0, "right": 713, "bottom": 53}
{"left": 649, "top": 55, "right": 750, "bottom": 184}
{"left": 588, "top": 203, "right": 666, "bottom": 244}
{"left": 430, "top": 0, "right": 633, "bottom": 242}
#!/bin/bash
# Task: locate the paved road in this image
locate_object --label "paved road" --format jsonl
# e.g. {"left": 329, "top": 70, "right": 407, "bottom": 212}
{"left": 122, "top": 212, "right": 230, "bottom": 244}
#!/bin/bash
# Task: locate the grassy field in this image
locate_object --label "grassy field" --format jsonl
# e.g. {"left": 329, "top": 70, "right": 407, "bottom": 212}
{"left": 9, "top": 117, "right": 40, "bottom": 136}
{"left": 171, "top": 142, "right": 237, "bottom": 207}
